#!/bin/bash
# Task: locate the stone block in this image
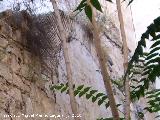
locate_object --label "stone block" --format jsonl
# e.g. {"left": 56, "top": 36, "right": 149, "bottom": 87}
{"left": 35, "top": 77, "right": 46, "bottom": 89}
{"left": 6, "top": 45, "right": 22, "bottom": 59}
{"left": 8, "top": 100, "right": 24, "bottom": 120}
{"left": 0, "top": 109, "right": 11, "bottom": 120}
{"left": 25, "top": 97, "right": 33, "bottom": 115}
{"left": 10, "top": 55, "right": 21, "bottom": 74}
{"left": 0, "top": 50, "right": 5, "bottom": 61}
{"left": 0, "top": 62, "right": 12, "bottom": 81}
{"left": 22, "top": 77, "right": 31, "bottom": 87}
{"left": 20, "top": 64, "right": 33, "bottom": 79}
{"left": 0, "top": 77, "right": 10, "bottom": 91}
{"left": 22, "top": 50, "right": 32, "bottom": 64}
{"left": 12, "top": 74, "right": 30, "bottom": 92}
{"left": 7, "top": 88, "right": 22, "bottom": 102}
{"left": 0, "top": 92, "right": 9, "bottom": 110}
{"left": 1, "top": 53, "right": 12, "bottom": 64}
{"left": 0, "top": 37, "right": 8, "bottom": 48}
{"left": 0, "top": 20, "right": 12, "bottom": 38}
{"left": 14, "top": 30, "right": 22, "bottom": 43}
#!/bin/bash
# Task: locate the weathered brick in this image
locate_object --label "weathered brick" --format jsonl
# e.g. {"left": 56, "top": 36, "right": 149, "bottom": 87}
{"left": 0, "top": 50, "right": 5, "bottom": 61}
{"left": 0, "top": 20, "right": 12, "bottom": 38}
{"left": 0, "top": 109, "right": 11, "bottom": 120}
{"left": 1, "top": 53, "right": 12, "bottom": 64}
{"left": 12, "top": 74, "right": 30, "bottom": 92}
{"left": 0, "top": 92, "right": 10, "bottom": 110}
{"left": 6, "top": 45, "right": 22, "bottom": 59}
{"left": 22, "top": 50, "right": 32, "bottom": 64}
{"left": 0, "top": 37, "right": 8, "bottom": 48}
{"left": 10, "top": 55, "right": 21, "bottom": 74}
{"left": 0, "top": 62, "right": 12, "bottom": 81}
{"left": 20, "top": 64, "right": 33, "bottom": 79}
{"left": 7, "top": 88, "right": 22, "bottom": 102}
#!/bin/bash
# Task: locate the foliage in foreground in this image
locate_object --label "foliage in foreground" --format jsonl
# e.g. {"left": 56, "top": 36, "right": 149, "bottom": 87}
{"left": 125, "top": 16, "right": 160, "bottom": 118}
{"left": 75, "top": 0, "right": 160, "bottom": 117}
{"left": 50, "top": 0, "right": 160, "bottom": 119}
{"left": 51, "top": 83, "right": 112, "bottom": 108}
{"left": 50, "top": 83, "right": 123, "bottom": 120}
{"left": 1, "top": 0, "right": 160, "bottom": 118}
{"left": 126, "top": 16, "right": 160, "bottom": 99}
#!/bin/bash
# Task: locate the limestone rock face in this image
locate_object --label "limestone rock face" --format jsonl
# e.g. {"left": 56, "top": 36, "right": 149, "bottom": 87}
{"left": 0, "top": 2, "right": 156, "bottom": 120}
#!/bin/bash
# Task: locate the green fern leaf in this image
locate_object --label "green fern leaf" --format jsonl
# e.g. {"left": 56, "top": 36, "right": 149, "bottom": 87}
{"left": 92, "top": 96, "right": 98, "bottom": 102}
{"left": 105, "top": 102, "right": 110, "bottom": 108}
{"left": 74, "top": 90, "right": 80, "bottom": 96}
{"left": 77, "top": 85, "right": 84, "bottom": 91}
{"left": 98, "top": 99, "right": 104, "bottom": 106}
{"left": 150, "top": 40, "right": 160, "bottom": 48}
{"left": 145, "top": 53, "right": 159, "bottom": 60}
{"left": 149, "top": 47, "right": 160, "bottom": 55}
{"left": 90, "top": 0, "right": 102, "bottom": 12}
{"left": 101, "top": 96, "right": 108, "bottom": 101}
{"left": 83, "top": 87, "right": 91, "bottom": 92}
{"left": 86, "top": 93, "right": 92, "bottom": 99}
{"left": 61, "top": 86, "right": 68, "bottom": 93}
{"left": 96, "top": 93, "right": 105, "bottom": 98}
{"left": 85, "top": 5, "right": 92, "bottom": 22}
{"left": 90, "top": 90, "right": 98, "bottom": 95}
{"left": 79, "top": 91, "right": 86, "bottom": 97}
{"left": 74, "top": 0, "right": 87, "bottom": 12}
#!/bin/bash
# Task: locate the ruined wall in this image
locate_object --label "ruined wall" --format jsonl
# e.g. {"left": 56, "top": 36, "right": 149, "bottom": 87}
{"left": 0, "top": 1, "right": 156, "bottom": 120}
{"left": 0, "top": 17, "right": 57, "bottom": 120}
{"left": 0, "top": 10, "right": 123, "bottom": 120}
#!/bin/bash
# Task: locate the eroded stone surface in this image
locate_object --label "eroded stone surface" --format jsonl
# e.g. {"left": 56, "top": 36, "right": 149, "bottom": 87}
{"left": 0, "top": 7, "right": 156, "bottom": 120}
{"left": 0, "top": 62, "right": 12, "bottom": 81}
{"left": 0, "top": 20, "right": 12, "bottom": 37}
{"left": 7, "top": 88, "right": 22, "bottom": 102}
{"left": 0, "top": 37, "right": 8, "bottom": 48}
{"left": 12, "top": 74, "right": 30, "bottom": 92}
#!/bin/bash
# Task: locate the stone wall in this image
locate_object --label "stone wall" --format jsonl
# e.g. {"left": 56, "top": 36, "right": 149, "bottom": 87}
{"left": 0, "top": 10, "right": 124, "bottom": 120}
{"left": 0, "top": 17, "right": 57, "bottom": 120}
{"left": 0, "top": 2, "right": 156, "bottom": 120}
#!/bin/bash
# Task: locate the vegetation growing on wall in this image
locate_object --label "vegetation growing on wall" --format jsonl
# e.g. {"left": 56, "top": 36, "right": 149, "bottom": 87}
{"left": 0, "top": 0, "right": 160, "bottom": 119}
{"left": 74, "top": 0, "right": 160, "bottom": 119}
{"left": 55, "top": 0, "right": 160, "bottom": 119}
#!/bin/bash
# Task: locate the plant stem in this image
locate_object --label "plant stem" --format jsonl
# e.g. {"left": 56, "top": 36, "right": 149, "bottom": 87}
{"left": 50, "top": 0, "right": 79, "bottom": 119}
{"left": 86, "top": 0, "right": 120, "bottom": 119}
{"left": 116, "top": 0, "right": 130, "bottom": 119}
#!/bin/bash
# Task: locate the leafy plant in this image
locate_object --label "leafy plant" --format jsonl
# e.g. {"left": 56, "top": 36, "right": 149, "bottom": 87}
{"left": 74, "top": 0, "right": 112, "bottom": 21}
{"left": 74, "top": 0, "right": 160, "bottom": 118}
{"left": 144, "top": 89, "right": 160, "bottom": 113}
{"left": 111, "top": 78, "right": 124, "bottom": 90}
{"left": 125, "top": 16, "right": 160, "bottom": 115}
{"left": 125, "top": 16, "right": 160, "bottom": 98}
{"left": 75, "top": 0, "right": 120, "bottom": 119}
{"left": 50, "top": 83, "right": 111, "bottom": 107}
{"left": 50, "top": 83, "right": 125, "bottom": 119}
{"left": 55, "top": 0, "right": 160, "bottom": 118}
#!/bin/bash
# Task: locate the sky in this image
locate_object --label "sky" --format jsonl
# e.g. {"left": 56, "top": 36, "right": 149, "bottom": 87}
{"left": 131, "top": 0, "right": 160, "bottom": 40}
{"left": 0, "top": 0, "right": 53, "bottom": 13}
{"left": 131, "top": 0, "right": 160, "bottom": 89}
